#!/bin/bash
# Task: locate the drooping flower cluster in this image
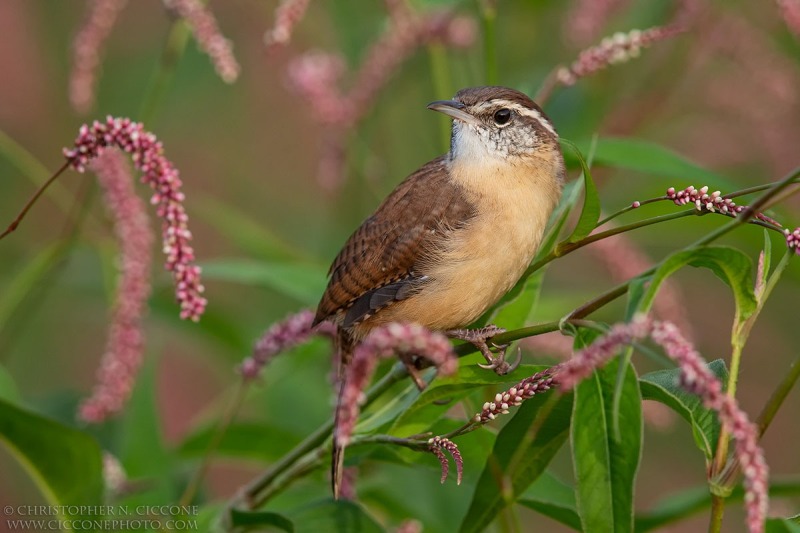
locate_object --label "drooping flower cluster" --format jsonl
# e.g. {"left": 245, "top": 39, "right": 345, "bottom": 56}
{"left": 474, "top": 368, "right": 557, "bottom": 423}
{"left": 239, "top": 309, "right": 336, "bottom": 380}
{"left": 335, "top": 323, "right": 457, "bottom": 449}
{"left": 79, "top": 150, "right": 153, "bottom": 422}
{"left": 264, "top": 0, "right": 311, "bottom": 50}
{"left": 70, "top": 0, "right": 129, "bottom": 113}
{"left": 428, "top": 436, "right": 463, "bottom": 485}
{"left": 556, "top": 317, "right": 769, "bottom": 533}
{"left": 163, "top": 0, "right": 240, "bottom": 83}
{"left": 556, "top": 25, "right": 685, "bottom": 86}
{"left": 665, "top": 185, "right": 780, "bottom": 226}
{"left": 784, "top": 227, "right": 800, "bottom": 254}
{"left": 63, "top": 116, "right": 206, "bottom": 321}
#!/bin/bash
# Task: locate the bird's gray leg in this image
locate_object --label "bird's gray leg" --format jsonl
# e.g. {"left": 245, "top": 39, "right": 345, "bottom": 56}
{"left": 446, "top": 325, "right": 518, "bottom": 375}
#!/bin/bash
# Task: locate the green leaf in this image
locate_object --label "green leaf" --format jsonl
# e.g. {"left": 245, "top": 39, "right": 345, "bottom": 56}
{"left": 178, "top": 423, "right": 298, "bottom": 462}
{"left": 567, "top": 137, "right": 730, "bottom": 186}
{"left": 518, "top": 471, "right": 581, "bottom": 530}
{"left": 389, "top": 364, "right": 549, "bottom": 438}
{"left": 0, "top": 399, "right": 103, "bottom": 520}
{"left": 459, "top": 389, "right": 573, "bottom": 533}
{"left": 640, "top": 246, "right": 757, "bottom": 323}
{"left": 230, "top": 509, "right": 295, "bottom": 532}
{"left": 639, "top": 360, "right": 728, "bottom": 460}
{"left": 571, "top": 357, "right": 642, "bottom": 533}
{"left": 200, "top": 258, "right": 327, "bottom": 306}
{"left": 560, "top": 139, "right": 601, "bottom": 243}
{"left": 285, "top": 499, "right": 383, "bottom": 533}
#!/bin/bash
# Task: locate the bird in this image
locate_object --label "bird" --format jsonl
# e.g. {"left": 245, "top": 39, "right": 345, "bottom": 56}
{"left": 314, "top": 86, "right": 565, "bottom": 497}
{"left": 314, "top": 85, "right": 565, "bottom": 375}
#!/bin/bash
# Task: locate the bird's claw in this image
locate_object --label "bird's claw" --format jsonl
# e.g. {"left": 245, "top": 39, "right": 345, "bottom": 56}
{"left": 447, "top": 325, "right": 518, "bottom": 375}
{"left": 477, "top": 345, "right": 521, "bottom": 375}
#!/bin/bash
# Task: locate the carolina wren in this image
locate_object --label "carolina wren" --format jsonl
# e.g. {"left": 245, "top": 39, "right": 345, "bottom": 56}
{"left": 314, "top": 86, "right": 565, "bottom": 375}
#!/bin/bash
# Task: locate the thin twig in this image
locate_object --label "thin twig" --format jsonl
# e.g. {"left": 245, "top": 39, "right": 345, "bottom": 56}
{"left": 1, "top": 162, "right": 71, "bottom": 241}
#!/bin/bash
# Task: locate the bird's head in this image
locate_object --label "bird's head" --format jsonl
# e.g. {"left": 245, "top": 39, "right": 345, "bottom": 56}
{"left": 427, "top": 86, "right": 561, "bottom": 167}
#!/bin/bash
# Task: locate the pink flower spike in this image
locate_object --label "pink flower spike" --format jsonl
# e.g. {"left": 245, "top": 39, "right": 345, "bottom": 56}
{"left": 474, "top": 369, "right": 557, "bottom": 423}
{"left": 239, "top": 309, "right": 336, "bottom": 380}
{"left": 556, "top": 25, "right": 685, "bottom": 86}
{"left": 335, "top": 323, "right": 457, "bottom": 449}
{"left": 70, "top": 0, "right": 129, "bottom": 113}
{"left": 428, "top": 436, "right": 463, "bottom": 485}
{"left": 664, "top": 184, "right": 783, "bottom": 227}
{"left": 264, "top": 0, "right": 311, "bottom": 50}
{"left": 79, "top": 150, "right": 153, "bottom": 422}
{"left": 64, "top": 116, "right": 206, "bottom": 321}
{"left": 163, "top": 0, "right": 240, "bottom": 83}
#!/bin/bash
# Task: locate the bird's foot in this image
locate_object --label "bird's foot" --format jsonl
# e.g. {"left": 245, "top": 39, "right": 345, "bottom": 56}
{"left": 399, "top": 353, "right": 428, "bottom": 391}
{"left": 446, "top": 325, "right": 519, "bottom": 375}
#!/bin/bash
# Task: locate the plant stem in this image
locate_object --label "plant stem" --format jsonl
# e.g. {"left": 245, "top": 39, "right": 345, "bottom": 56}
{"left": 179, "top": 381, "right": 247, "bottom": 506}
{"left": 0, "top": 128, "right": 74, "bottom": 215}
{"left": 596, "top": 197, "right": 667, "bottom": 227}
{"left": 708, "top": 495, "right": 725, "bottom": 533}
{"left": 1, "top": 162, "right": 71, "bottom": 241}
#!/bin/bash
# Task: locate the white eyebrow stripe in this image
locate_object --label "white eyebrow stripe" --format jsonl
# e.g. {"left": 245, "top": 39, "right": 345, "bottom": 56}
{"left": 509, "top": 104, "right": 558, "bottom": 137}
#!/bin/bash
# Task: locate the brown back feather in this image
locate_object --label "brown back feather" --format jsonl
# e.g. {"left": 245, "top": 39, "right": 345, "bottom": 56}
{"left": 314, "top": 155, "right": 476, "bottom": 327}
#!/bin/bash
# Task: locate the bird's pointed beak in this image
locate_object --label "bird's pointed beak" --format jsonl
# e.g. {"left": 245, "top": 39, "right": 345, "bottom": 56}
{"left": 427, "top": 100, "right": 481, "bottom": 126}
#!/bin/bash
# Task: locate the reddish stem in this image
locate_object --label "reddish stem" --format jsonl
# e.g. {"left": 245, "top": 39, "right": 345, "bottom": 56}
{"left": 1, "top": 161, "right": 71, "bottom": 241}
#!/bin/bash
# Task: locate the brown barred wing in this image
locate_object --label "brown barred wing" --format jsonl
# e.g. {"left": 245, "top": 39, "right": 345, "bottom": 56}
{"left": 313, "top": 155, "right": 475, "bottom": 328}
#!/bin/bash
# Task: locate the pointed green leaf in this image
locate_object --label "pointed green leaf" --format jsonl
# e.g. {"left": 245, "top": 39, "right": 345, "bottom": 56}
{"left": 640, "top": 246, "right": 757, "bottom": 323}
{"left": 566, "top": 137, "right": 730, "bottom": 186}
{"left": 459, "top": 389, "right": 573, "bottom": 533}
{"left": 639, "top": 360, "right": 728, "bottom": 460}
{"left": 0, "top": 399, "right": 103, "bottom": 520}
{"left": 572, "top": 357, "right": 642, "bottom": 533}
{"left": 561, "top": 139, "right": 601, "bottom": 244}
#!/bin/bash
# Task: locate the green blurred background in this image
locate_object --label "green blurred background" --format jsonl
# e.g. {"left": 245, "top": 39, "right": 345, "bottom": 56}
{"left": 0, "top": 0, "right": 798, "bottom": 531}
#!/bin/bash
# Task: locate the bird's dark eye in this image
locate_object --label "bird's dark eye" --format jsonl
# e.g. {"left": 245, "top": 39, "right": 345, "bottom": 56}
{"left": 493, "top": 108, "right": 512, "bottom": 125}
